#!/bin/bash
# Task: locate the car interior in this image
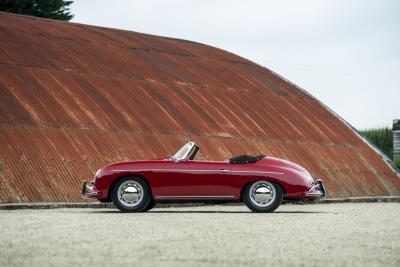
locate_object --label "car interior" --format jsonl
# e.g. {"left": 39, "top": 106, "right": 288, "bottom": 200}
{"left": 175, "top": 141, "right": 265, "bottom": 163}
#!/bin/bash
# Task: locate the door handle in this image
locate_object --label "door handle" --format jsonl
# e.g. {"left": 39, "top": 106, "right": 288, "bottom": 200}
{"left": 220, "top": 169, "right": 229, "bottom": 173}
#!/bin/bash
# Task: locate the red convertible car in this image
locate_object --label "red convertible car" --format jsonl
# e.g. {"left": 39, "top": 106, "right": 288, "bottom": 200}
{"left": 82, "top": 141, "right": 325, "bottom": 212}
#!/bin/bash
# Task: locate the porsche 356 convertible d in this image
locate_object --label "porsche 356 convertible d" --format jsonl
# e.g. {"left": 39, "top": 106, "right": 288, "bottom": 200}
{"left": 82, "top": 141, "right": 325, "bottom": 212}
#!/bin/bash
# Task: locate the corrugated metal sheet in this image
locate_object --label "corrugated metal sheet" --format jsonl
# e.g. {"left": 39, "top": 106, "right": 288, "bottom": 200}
{"left": 0, "top": 12, "right": 399, "bottom": 203}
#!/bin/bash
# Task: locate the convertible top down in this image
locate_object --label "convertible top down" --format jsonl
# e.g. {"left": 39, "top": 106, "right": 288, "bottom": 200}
{"left": 82, "top": 141, "right": 325, "bottom": 212}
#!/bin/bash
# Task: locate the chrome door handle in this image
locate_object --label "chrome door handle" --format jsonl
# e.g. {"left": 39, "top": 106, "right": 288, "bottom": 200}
{"left": 220, "top": 169, "right": 229, "bottom": 173}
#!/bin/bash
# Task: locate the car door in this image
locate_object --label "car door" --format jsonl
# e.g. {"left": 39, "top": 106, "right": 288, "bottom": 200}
{"left": 158, "top": 160, "right": 234, "bottom": 199}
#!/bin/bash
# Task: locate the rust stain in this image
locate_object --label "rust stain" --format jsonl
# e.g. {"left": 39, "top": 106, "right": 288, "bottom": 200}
{"left": 0, "top": 12, "right": 399, "bottom": 203}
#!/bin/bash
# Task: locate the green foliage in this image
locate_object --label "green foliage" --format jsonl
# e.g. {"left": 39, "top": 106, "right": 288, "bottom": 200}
{"left": 395, "top": 159, "right": 400, "bottom": 169}
{"left": 360, "top": 127, "right": 393, "bottom": 160}
{"left": 0, "top": 0, "right": 74, "bottom": 21}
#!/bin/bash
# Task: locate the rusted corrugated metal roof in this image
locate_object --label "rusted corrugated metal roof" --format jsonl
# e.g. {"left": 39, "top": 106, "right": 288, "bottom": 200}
{"left": 0, "top": 12, "right": 399, "bottom": 203}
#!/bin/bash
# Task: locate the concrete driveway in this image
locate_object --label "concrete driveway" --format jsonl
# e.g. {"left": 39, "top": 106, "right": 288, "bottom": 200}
{"left": 0, "top": 203, "right": 399, "bottom": 267}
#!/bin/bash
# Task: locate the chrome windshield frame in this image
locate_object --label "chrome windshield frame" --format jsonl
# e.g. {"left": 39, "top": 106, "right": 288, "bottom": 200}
{"left": 170, "top": 141, "right": 196, "bottom": 162}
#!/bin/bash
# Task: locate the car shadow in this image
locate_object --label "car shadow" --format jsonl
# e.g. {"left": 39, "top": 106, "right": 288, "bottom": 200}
{"left": 149, "top": 210, "right": 328, "bottom": 214}
{"left": 88, "top": 210, "right": 328, "bottom": 214}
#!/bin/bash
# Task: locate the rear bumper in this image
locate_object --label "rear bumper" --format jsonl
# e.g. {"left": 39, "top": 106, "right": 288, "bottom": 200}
{"left": 304, "top": 180, "right": 326, "bottom": 200}
{"left": 81, "top": 180, "right": 99, "bottom": 198}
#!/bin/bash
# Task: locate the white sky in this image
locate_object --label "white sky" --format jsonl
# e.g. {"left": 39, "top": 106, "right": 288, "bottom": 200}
{"left": 71, "top": 0, "right": 399, "bottom": 129}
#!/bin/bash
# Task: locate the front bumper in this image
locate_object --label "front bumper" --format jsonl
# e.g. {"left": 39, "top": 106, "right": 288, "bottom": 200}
{"left": 81, "top": 180, "right": 99, "bottom": 198}
{"left": 304, "top": 180, "right": 326, "bottom": 199}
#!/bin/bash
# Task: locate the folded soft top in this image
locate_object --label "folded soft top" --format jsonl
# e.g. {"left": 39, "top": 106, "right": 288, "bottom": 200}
{"left": 229, "top": 154, "right": 265, "bottom": 164}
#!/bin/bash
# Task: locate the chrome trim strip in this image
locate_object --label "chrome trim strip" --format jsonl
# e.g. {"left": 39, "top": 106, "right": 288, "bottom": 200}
{"left": 229, "top": 170, "right": 284, "bottom": 175}
{"left": 84, "top": 191, "right": 99, "bottom": 197}
{"left": 112, "top": 169, "right": 284, "bottom": 175}
{"left": 305, "top": 192, "right": 324, "bottom": 197}
{"left": 112, "top": 169, "right": 164, "bottom": 172}
{"left": 309, "top": 184, "right": 320, "bottom": 191}
{"left": 155, "top": 195, "right": 235, "bottom": 199}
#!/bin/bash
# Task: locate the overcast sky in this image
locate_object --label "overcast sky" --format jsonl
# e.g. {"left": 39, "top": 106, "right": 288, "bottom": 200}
{"left": 71, "top": 0, "right": 399, "bottom": 129}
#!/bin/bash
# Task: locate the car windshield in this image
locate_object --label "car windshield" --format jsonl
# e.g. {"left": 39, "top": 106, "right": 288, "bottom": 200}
{"left": 170, "top": 142, "right": 196, "bottom": 161}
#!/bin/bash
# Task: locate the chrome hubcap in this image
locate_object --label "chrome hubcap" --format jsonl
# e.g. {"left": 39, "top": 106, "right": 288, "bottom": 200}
{"left": 249, "top": 181, "right": 276, "bottom": 207}
{"left": 118, "top": 181, "right": 143, "bottom": 207}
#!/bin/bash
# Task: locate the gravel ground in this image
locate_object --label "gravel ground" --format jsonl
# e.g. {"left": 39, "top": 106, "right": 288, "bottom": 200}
{"left": 0, "top": 203, "right": 399, "bottom": 267}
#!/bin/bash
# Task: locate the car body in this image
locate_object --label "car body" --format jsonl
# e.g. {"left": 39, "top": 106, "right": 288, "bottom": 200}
{"left": 82, "top": 141, "right": 325, "bottom": 212}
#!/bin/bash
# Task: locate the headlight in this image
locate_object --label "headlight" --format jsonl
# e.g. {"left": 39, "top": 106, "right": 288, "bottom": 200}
{"left": 93, "top": 169, "right": 101, "bottom": 182}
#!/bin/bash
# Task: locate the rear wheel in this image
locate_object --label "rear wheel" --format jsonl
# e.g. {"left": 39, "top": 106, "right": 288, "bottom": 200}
{"left": 243, "top": 180, "right": 283, "bottom": 212}
{"left": 111, "top": 176, "right": 151, "bottom": 212}
{"left": 143, "top": 201, "right": 156, "bottom": 212}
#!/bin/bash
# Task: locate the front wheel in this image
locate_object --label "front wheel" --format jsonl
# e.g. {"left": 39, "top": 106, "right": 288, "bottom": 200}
{"left": 243, "top": 180, "right": 283, "bottom": 212}
{"left": 111, "top": 176, "right": 152, "bottom": 212}
{"left": 142, "top": 201, "right": 156, "bottom": 212}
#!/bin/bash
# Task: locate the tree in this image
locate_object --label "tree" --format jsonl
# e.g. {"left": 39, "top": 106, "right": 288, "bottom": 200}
{"left": 360, "top": 127, "right": 393, "bottom": 159}
{"left": 0, "top": 0, "right": 74, "bottom": 21}
{"left": 360, "top": 127, "right": 400, "bottom": 169}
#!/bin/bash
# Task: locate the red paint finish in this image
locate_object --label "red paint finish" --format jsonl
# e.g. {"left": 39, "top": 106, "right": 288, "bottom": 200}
{"left": 87, "top": 156, "right": 320, "bottom": 202}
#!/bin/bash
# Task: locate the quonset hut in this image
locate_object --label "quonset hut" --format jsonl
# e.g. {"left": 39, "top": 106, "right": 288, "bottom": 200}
{"left": 0, "top": 12, "right": 399, "bottom": 203}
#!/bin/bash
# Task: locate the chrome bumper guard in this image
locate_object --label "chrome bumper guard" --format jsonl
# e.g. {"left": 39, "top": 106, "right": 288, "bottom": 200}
{"left": 305, "top": 179, "right": 326, "bottom": 198}
{"left": 81, "top": 180, "right": 99, "bottom": 198}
